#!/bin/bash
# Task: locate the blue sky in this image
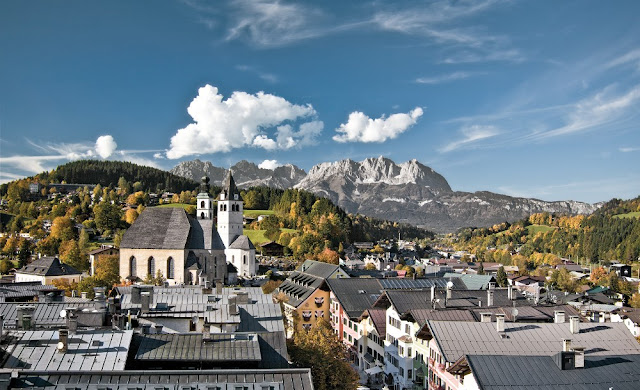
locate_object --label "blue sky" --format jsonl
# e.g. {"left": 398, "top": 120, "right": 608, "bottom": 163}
{"left": 1, "top": 0, "right": 639, "bottom": 203}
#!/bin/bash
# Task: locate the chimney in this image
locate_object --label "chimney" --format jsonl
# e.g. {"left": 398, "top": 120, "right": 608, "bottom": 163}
{"left": 141, "top": 324, "right": 151, "bottom": 334}
{"left": 81, "top": 292, "right": 88, "bottom": 300}
{"left": 228, "top": 303, "right": 239, "bottom": 316}
{"left": 131, "top": 286, "right": 142, "bottom": 304}
{"left": 446, "top": 284, "right": 452, "bottom": 299}
{"left": 236, "top": 291, "right": 249, "bottom": 305}
{"left": 507, "top": 286, "right": 512, "bottom": 300}
{"left": 510, "top": 287, "right": 517, "bottom": 300}
{"left": 430, "top": 286, "right": 435, "bottom": 306}
{"left": 569, "top": 316, "right": 579, "bottom": 334}
{"left": 203, "top": 323, "right": 211, "bottom": 339}
{"left": 554, "top": 310, "right": 566, "bottom": 324}
{"left": 495, "top": 314, "right": 505, "bottom": 332}
{"left": 488, "top": 282, "right": 495, "bottom": 290}
{"left": 480, "top": 313, "right": 492, "bottom": 323}
{"left": 487, "top": 290, "right": 494, "bottom": 307}
{"left": 68, "top": 315, "right": 78, "bottom": 334}
{"left": 573, "top": 347, "right": 585, "bottom": 368}
{"left": 216, "top": 281, "right": 222, "bottom": 294}
{"left": 58, "top": 329, "right": 69, "bottom": 353}
{"left": 141, "top": 291, "right": 151, "bottom": 314}
{"left": 563, "top": 338, "right": 572, "bottom": 352}
{"left": 155, "top": 324, "right": 163, "bottom": 334}
{"left": 22, "top": 315, "right": 32, "bottom": 331}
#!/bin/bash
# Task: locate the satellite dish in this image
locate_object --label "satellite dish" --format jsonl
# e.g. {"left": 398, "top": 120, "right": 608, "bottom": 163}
{"left": 57, "top": 342, "right": 65, "bottom": 350}
{"left": 59, "top": 309, "right": 67, "bottom": 318}
{"left": 446, "top": 281, "right": 454, "bottom": 288}
{"left": 512, "top": 308, "right": 519, "bottom": 317}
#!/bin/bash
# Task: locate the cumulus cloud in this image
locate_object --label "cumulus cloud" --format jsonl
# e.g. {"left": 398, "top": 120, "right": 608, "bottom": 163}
{"left": 332, "top": 107, "right": 423, "bottom": 143}
{"left": 166, "top": 85, "right": 322, "bottom": 159}
{"left": 258, "top": 159, "right": 281, "bottom": 170}
{"left": 440, "top": 124, "right": 500, "bottom": 152}
{"left": 95, "top": 135, "right": 117, "bottom": 159}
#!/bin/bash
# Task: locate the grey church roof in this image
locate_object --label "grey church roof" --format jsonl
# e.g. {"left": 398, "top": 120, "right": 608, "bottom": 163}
{"left": 219, "top": 170, "right": 241, "bottom": 201}
{"left": 17, "top": 257, "right": 81, "bottom": 277}
{"left": 120, "top": 207, "right": 191, "bottom": 249}
{"left": 188, "top": 219, "right": 226, "bottom": 250}
{"left": 228, "top": 235, "right": 256, "bottom": 250}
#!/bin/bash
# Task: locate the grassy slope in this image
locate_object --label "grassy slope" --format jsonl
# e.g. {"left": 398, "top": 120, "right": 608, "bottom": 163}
{"left": 526, "top": 224, "right": 557, "bottom": 235}
{"left": 613, "top": 211, "right": 640, "bottom": 219}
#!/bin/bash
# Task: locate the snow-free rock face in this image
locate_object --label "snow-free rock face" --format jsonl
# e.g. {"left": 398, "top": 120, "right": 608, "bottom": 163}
{"left": 170, "top": 160, "right": 306, "bottom": 189}
{"left": 171, "top": 157, "right": 600, "bottom": 233}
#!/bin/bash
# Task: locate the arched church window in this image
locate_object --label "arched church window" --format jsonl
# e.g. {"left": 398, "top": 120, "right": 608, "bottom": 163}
{"left": 223, "top": 204, "right": 227, "bottom": 211}
{"left": 243, "top": 255, "right": 247, "bottom": 264}
{"left": 220, "top": 204, "right": 223, "bottom": 211}
{"left": 214, "top": 256, "right": 217, "bottom": 277}
{"left": 130, "top": 256, "right": 137, "bottom": 277}
{"left": 148, "top": 257, "right": 155, "bottom": 277}
{"left": 201, "top": 201, "right": 205, "bottom": 208}
{"left": 200, "top": 212, "right": 205, "bottom": 219}
{"left": 167, "top": 257, "right": 174, "bottom": 279}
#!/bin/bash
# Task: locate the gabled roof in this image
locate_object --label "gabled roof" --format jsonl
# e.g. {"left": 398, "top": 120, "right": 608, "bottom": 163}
{"left": 134, "top": 333, "right": 261, "bottom": 362}
{"left": 87, "top": 246, "right": 118, "bottom": 255}
{"left": 467, "top": 354, "right": 640, "bottom": 390}
{"left": 120, "top": 207, "right": 191, "bottom": 249}
{"left": 229, "top": 235, "right": 256, "bottom": 250}
{"left": 326, "top": 278, "right": 382, "bottom": 319}
{"left": 443, "top": 273, "right": 496, "bottom": 290}
{"left": 427, "top": 320, "right": 640, "bottom": 363}
{"left": 409, "top": 309, "right": 475, "bottom": 326}
{"left": 297, "top": 260, "right": 343, "bottom": 279}
{"left": 362, "top": 309, "right": 387, "bottom": 337}
{"left": 17, "top": 257, "right": 81, "bottom": 277}
{"left": 277, "top": 271, "right": 326, "bottom": 308}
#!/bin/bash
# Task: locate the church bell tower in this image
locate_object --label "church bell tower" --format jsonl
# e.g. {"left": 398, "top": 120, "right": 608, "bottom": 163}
{"left": 196, "top": 176, "right": 213, "bottom": 220}
{"left": 217, "top": 170, "right": 243, "bottom": 248}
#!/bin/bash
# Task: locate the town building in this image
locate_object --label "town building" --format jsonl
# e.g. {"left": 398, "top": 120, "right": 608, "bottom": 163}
{"left": 88, "top": 245, "right": 119, "bottom": 276}
{"left": 14, "top": 257, "right": 82, "bottom": 285}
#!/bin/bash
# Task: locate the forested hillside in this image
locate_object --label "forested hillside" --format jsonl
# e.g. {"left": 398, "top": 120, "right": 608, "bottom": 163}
{"left": 0, "top": 160, "right": 199, "bottom": 195}
{"left": 454, "top": 196, "right": 640, "bottom": 265}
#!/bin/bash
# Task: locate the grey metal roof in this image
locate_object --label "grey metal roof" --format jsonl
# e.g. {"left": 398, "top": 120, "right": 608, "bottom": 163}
{"left": 409, "top": 309, "right": 476, "bottom": 326}
{"left": 432, "top": 288, "right": 534, "bottom": 309}
{"left": 134, "top": 333, "right": 261, "bottom": 362}
{"left": 1, "top": 329, "right": 133, "bottom": 371}
{"left": 427, "top": 320, "right": 640, "bottom": 363}
{"left": 9, "top": 369, "right": 314, "bottom": 389}
{"left": 120, "top": 207, "right": 191, "bottom": 249}
{"left": 467, "top": 354, "right": 640, "bottom": 390}
{"left": 442, "top": 273, "right": 496, "bottom": 290}
{"left": 16, "top": 257, "right": 81, "bottom": 277}
{"left": 0, "top": 302, "right": 97, "bottom": 328}
{"left": 238, "top": 303, "right": 285, "bottom": 333}
{"left": 0, "top": 283, "right": 60, "bottom": 300}
{"left": 219, "top": 170, "right": 241, "bottom": 201}
{"left": 326, "top": 278, "right": 383, "bottom": 319}
{"left": 228, "top": 235, "right": 256, "bottom": 250}
{"left": 380, "top": 278, "right": 464, "bottom": 290}
{"left": 257, "top": 331, "right": 289, "bottom": 369}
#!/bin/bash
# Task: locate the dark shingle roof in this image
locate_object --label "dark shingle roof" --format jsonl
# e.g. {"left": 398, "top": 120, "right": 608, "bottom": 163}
{"left": 467, "top": 354, "right": 640, "bottom": 390}
{"left": 409, "top": 309, "right": 476, "bottom": 325}
{"left": 219, "top": 170, "right": 241, "bottom": 201}
{"left": 17, "top": 257, "right": 81, "bottom": 277}
{"left": 134, "top": 333, "right": 261, "bottom": 362}
{"left": 10, "top": 369, "right": 314, "bottom": 390}
{"left": 120, "top": 207, "right": 191, "bottom": 249}
{"left": 229, "top": 235, "right": 256, "bottom": 250}
{"left": 297, "top": 260, "right": 342, "bottom": 279}
{"left": 277, "top": 272, "right": 326, "bottom": 308}
{"left": 326, "top": 279, "right": 383, "bottom": 319}
{"left": 380, "top": 277, "right": 465, "bottom": 290}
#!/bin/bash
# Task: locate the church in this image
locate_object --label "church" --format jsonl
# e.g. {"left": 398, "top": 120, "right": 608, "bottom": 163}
{"left": 119, "top": 171, "right": 256, "bottom": 285}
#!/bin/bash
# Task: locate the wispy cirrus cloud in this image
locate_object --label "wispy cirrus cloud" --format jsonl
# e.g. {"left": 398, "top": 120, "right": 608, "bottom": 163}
{"left": 526, "top": 84, "right": 640, "bottom": 141}
{"left": 440, "top": 124, "right": 500, "bottom": 153}
{"left": 619, "top": 147, "right": 640, "bottom": 153}
{"left": 606, "top": 48, "right": 640, "bottom": 71}
{"left": 236, "top": 65, "right": 278, "bottom": 83}
{"left": 415, "top": 71, "right": 483, "bottom": 84}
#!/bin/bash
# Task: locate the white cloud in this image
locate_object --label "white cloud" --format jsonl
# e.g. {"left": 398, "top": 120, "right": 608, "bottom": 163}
{"left": 416, "top": 71, "right": 480, "bottom": 84}
{"left": 236, "top": 64, "right": 278, "bottom": 83}
{"left": 95, "top": 135, "right": 117, "bottom": 159}
{"left": 333, "top": 108, "right": 423, "bottom": 143}
{"left": 258, "top": 159, "right": 281, "bottom": 170}
{"left": 606, "top": 48, "right": 640, "bottom": 70}
{"left": 440, "top": 124, "right": 500, "bottom": 153}
{"left": 166, "top": 85, "right": 321, "bottom": 159}
{"left": 528, "top": 84, "right": 640, "bottom": 140}
{"left": 619, "top": 147, "right": 640, "bottom": 153}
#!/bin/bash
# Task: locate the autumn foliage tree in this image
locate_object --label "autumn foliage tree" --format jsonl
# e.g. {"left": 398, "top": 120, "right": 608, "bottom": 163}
{"left": 287, "top": 319, "right": 359, "bottom": 390}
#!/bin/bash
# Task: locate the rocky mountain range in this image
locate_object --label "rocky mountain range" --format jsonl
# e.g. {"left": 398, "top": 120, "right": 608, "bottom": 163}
{"left": 170, "top": 157, "right": 600, "bottom": 233}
